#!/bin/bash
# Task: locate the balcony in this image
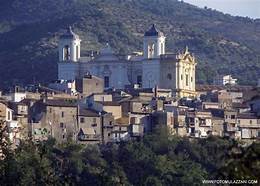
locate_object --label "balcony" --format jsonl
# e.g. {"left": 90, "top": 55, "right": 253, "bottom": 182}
{"left": 78, "top": 134, "right": 101, "bottom": 141}
{"left": 238, "top": 124, "right": 260, "bottom": 129}
{"left": 199, "top": 122, "right": 211, "bottom": 127}
{"left": 226, "top": 126, "right": 237, "bottom": 132}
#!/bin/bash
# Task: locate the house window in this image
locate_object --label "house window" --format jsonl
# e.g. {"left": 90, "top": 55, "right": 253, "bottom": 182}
{"left": 137, "top": 75, "right": 142, "bottom": 86}
{"left": 92, "top": 123, "right": 97, "bottom": 127}
{"left": 60, "top": 123, "right": 64, "bottom": 128}
{"left": 108, "top": 133, "right": 111, "bottom": 137}
{"left": 104, "top": 76, "right": 109, "bottom": 88}
{"left": 181, "top": 75, "right": 183, "bottom": 80}
{"left": 191, "top": 77, "right": 193, "bottom": 82}
{"left": 61, "top": 111, "right": 64, "bottom": 118}
{"left": 80, "top": 117, "right": 85, "bottom": 123}
{"left": 231, "top": 115, "right": 235, "bottom": 119}
{"left": 186, "top": 74, "right": 189, "bottom": 86}
{"left": 64, "top": 45, "right": 70, "bottom": 60}
{"left": 109, "top": 121, "right": 113, "bottom": 125}
{"left": 49, "top": 108, "right": 52, "bottom": 113}
{"left": 250, "top": 120, "right": 252, "bottom": 124}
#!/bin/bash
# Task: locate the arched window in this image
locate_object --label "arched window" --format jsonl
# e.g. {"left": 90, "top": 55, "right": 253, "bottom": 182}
{"left": 64, "top": 45, "right": 70, "bottom": 60}
{"left": 161, "top": 43, "right": 164, "bottom": 54}
{"left": 148, "top": 44, "right": 155, "bottom": 58}
{"left": 104, "top": 76, "right": 109, "bottom": 88}
{"left": 186, "top": 74, "right": 189, "bottom": 86}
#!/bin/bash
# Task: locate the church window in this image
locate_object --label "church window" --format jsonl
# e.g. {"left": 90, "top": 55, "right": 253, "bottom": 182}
{"left": 76, "top": 45, "right": 79, "bottom": 60}
{"left": 167, "top": 73, "right": 172, "bottom": 80}
{"left": 104, "top": 76, "right": 109, "bottom": 88}
{"left": 64, "top": 45, "right": 70, "bottom": 60}
{"left": 148, "top": 44, "right": 154, "bottom": 58}
{"left": 186, "top": 75, "right": 189, "bottom": 86}
{"left": 137, "top": 75, "right": 142, "bottom": 86}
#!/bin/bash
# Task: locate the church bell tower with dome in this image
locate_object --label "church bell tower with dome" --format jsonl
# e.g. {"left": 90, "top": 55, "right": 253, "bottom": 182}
{"left": 58, "top": 26, "right": 81, "bottom": 80}
{"left": 143, "top": 24, "right": 166, "bottom": 59}
{"left": 58, "top": 26, "right": 81, "bottom": 62}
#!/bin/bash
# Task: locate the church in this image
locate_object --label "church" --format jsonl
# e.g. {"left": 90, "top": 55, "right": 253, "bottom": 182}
{"left": 58, "top": 24, "right": 197, "bottom": 98}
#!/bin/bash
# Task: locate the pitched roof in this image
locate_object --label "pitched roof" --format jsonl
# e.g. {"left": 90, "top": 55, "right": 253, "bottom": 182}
{"left": 196, "top": 84, "right": 253, "bottom": 92}
{"left": 79, "top": 108, "right": 101, "bottom": 117}
{"left": 96, "top": 101, "right": 120, "bottom": 106}
{"left": 144, "top": 24, "right": 164, "bottom": 37}
{"left": 44, "top": 99, "right": 77, "bottom": 107}
{"left": 237, "top": 113, "right": 258, "bottom": 119}
{"left": 80, "top": 128, "right": 95, "bottom": 135}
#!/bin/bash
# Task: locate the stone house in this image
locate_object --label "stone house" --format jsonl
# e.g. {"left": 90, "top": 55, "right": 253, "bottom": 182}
{"left": 77, "top": 108, "right": 114, "bottom": 144}
{"left": 186, "top": 110, "right": 212, "bottom": 138}
{"left": 237, "top": 113, "right": 260, "bottom": 139}
{"left": 30, "top": 99, "right": 78, "bottom": 143}
{"left": 223, "top": 109, "right": 238, "bottom": 138}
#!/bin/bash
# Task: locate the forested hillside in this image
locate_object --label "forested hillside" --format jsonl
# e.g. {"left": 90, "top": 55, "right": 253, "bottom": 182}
{"left": 1, "top": 125, "right": 259, "bottom": 185}
{"left": 0, "top": 0, "right": 260, "bottom": 88}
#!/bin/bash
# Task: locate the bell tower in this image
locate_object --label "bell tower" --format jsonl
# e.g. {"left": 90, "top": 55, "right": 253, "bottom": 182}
{"left": 143, "top": 24, "right": 165, "bottom": 59}
{"left": 58, "top": 26, "right": 81, "bottom": 62}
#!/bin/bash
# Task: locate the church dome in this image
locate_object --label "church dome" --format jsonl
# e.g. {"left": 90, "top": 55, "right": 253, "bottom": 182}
{"left": 144, "top": 24, "right": 164, "bottom": 37}
{"left": 60, "top": 26, "right": 79, "bottom": 40}
{"left": 100, "top": 43, "right": 114, "bottom": 55}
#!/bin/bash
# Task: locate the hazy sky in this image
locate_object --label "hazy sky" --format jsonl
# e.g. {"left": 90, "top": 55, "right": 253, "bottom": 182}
{"left": 184, "top": 0, "right": 260, "bottom": 19}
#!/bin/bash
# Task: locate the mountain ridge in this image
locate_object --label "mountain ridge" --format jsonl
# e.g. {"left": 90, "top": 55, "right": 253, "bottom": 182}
{"left": 0, "top": 0, "right": 260, "bottom": 89}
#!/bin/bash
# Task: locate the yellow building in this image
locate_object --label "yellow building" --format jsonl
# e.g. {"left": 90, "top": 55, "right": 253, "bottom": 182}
{"left": 160, "top": 46, "right": 197, "bottom": 98}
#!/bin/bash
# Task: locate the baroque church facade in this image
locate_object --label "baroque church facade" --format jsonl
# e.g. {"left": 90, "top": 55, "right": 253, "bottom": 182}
{"left": 58, "top": 25, "right": 197, "bottom": 98}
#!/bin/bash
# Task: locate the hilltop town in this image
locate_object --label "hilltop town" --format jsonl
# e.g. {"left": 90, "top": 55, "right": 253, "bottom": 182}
{"left": 0, "top": 25, "right": 259, "bottom": 147}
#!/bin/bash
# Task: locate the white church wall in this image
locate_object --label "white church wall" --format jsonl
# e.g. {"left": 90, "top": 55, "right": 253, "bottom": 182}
{"left": 142, "top": 59, "right": 161, "bottom": 88}
{"left": 58, "top": 62, "right": 79, "bottom": 80}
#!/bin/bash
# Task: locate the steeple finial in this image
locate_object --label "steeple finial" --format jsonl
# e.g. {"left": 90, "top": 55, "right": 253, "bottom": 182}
{"left": 185, "top": 46, "right": 189, "bottom": 54}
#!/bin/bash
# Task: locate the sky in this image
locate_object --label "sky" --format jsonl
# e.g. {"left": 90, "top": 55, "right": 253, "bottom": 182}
{"left": 184, "top": 0, "right": 260, "bottom": 19}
